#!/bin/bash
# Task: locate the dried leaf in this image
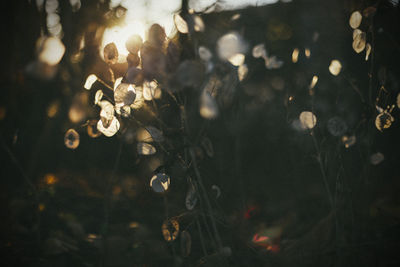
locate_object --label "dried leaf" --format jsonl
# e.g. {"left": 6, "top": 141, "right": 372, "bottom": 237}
{"left": 137, "top": 142, "right": 156, "bottom": 155}
{"left": 64, "top": 129, "right": 79, "bottom": 149}
{"left": 150, "top": 173, "right": 170, "bottom": 193}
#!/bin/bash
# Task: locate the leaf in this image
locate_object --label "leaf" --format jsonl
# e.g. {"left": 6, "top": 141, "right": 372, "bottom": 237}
{"left": 349, "top": 11, "right": 362, "bottom": 29}
{"left": 299, "top": 111, "right": 317, "bottom": 129}
{"left": 137, "top": 142, "right": 156, "bottom": 155}
{"left": 150, "top": 173, "right": 170, "bottom": 193}
{"left": 97, "top": 116, "right": 120, "bottom": 137}
{"left": 162, "top": 218, "right": 179, "bottom": 242}
{"left": 174, "top": 14, "right": 188, "bottom": 34}
{"left": 64, "top": 129, "right": 79, "bottom": 149}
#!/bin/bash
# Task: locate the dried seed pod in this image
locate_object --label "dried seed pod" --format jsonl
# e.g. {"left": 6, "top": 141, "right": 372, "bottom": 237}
{"left": 150, "top": 173, "right": 170, "bottom": 193}
{"left": 328, "top": 60, "right": 342, "bottom": 76}
{"left": 349, "top": 11, "right": 362, "bottom": 29}
{"left": 299, "top": 111, "right": 317, "bottom": 129}
{"left": 125, "top": 34, "right": 143, "bottom": 55}
{"left": 375, "top": 111, "right": 394, "bottom": 131}
{"left": 162, "top": 218, "right": 179, "bottom": 241}
{"left": 87, "top": 120, "right": 102, "bottom": 138}
{"left": 64, "top": 129, "right": 80, "bottom": 149}
{"left": 352, "top": 31, "right": 366, "bottom": 53}
{"left": 103, "top": 43, "right": 119, "bottom": 65}
{"left": 137, "top": 142, "right": 156, "bottom": 155}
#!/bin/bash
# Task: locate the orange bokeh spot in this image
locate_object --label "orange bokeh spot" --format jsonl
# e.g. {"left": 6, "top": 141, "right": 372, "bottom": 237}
{"left": 44, "top": 174, "right": 58, "bottom": 185}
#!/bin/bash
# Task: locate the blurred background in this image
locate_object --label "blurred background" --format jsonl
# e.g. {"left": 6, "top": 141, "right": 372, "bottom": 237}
{"left": 1, "top": 0, "right": 400, "bottom": 266}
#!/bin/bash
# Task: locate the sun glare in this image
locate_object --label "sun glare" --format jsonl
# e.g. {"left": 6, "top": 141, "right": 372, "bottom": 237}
{"left": 101, "top": 20, "right": 146, "bottom": 61}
